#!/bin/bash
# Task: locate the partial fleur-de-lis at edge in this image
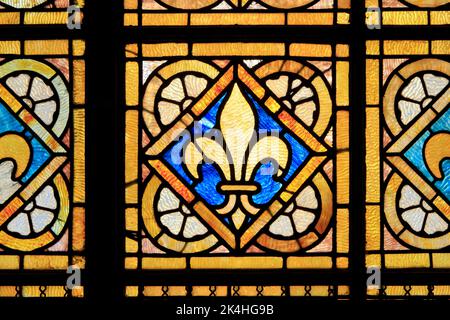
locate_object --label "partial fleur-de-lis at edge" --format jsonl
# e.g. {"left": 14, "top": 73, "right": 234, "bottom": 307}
{"left": 424, "top": 132, "right": 450, "bottom": 180}
{"left": 183, "top": 83, "right": 289, "bottom": 230}
{"left": 0, "top": 133, "right": 31, "bottom": 205}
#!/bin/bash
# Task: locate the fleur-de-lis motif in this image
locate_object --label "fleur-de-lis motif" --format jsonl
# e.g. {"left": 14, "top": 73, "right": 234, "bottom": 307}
{"left": 184, "top": 84, "right": 289, "bottom": 229}
{"left": 424, "top": 132, "right": 450, "bottom": 180}
{"left": 0, "top": 133, "right": 31, "bottom": 204}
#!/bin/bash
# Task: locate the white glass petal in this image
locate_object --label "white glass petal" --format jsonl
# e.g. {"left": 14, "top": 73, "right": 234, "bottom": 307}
{"left": 160, "top": 211, "right": 184, "bottom": 235}
{"left": 421, "top": 200, "right": 433, "bottom": 212}
{"left": 211, "top": 0, "right": 233, "bottom": 9}
{"left": 401, "top": 76, "right": 426, "bottom": 102}
{"left": 157, "top": 188, "right": 180, "bottom": 212}
{"left": 424, "top": 212, "right": 448, "bottom": 235}
{"left": 6, "top": 74, "right": 31, "bottom": 97}
{"left": 183, "top": 216, "right": 208, "bottom": 238}
{"left": 161, "top": 77, "right": 185, "bottom": 102}
{"left": 24, "top": 202, "right": 34, "bottom": 211}
{"left": 292, "top": 209, "right": 315, "bottom": 234}
{"left": 266, "top": 75, "right": 289, "bottom": 98}
{"left": 7, "top": 212, "right": 31, "bottom": 236}
{"left": 269, "top": 215, "right": 294, "bottom": 237}
{"left": 285, "top": 202, "right": 295, "bottom": 213}
{"left": 399, "top": 185, "right": 421, "bottom": 209}
{"left": 292, "top": 86, "right": 314, "bottom": 103}
{"left": 423, "top": 73, "right": 449, "bottom": 97}
{"left": 247, "top": 2, "right": 267, "bottom": 9}
{"left": 294, "top": 100, "right": 316, "bottom": 126}
{"left": 402, "top": 207, "right": 426, "bottom": 232}
{"left": 243, "top": 59, "right": 263, "bottom": 68}
{"left": 30, "top": 77, "right": 54, "bottom": 101}
{"left": 184, "top": 75, "right": 208, "bottom": 98}
{"left": 282, "top": 99, "right": 292, "bottom": 109}
{"left": 398, "top": 100, "right": 421, "bottom": 125}
{"left": 295, "top": 185, "right": 318, "bottom": 209}
{"left": 158, "top": 101, "right": 181, "bottom": 125}
{"left": 35, "top": 185, "right": 57, "bottom": 210}
{"left": 34, "top": 100, "right": 57, "bottom": 125}
{"left": 181, "top": 205, "right": 191, "bottom": 215}
{"left": 291, "top": 79, "right": 302, "bottom": 90}
{"left": 30, "top": 208, "right": 54, "bottom": 233}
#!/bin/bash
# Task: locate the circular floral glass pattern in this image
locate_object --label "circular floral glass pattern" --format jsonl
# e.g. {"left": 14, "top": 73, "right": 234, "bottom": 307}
{"left": 383, "top": 58, "right": 450, "bottom": 137}
{"left": 255, "top": 60, "right": 332, "bottom": 137}
{"left": 6, "top": 185, "right": 58, "bottom": 237}
{"left": 265, "top": 73, "right": 319, "bottom": 128}
{"left": 156, "top": 187, "right": 209, "bottom": 240}
{"left": 385, "top": 172, "right": 450, "bottom": 250}
{"left": 142, "top": 174, "right": 219, "bottom": 254}
{"left": 383, "top": 58, "right": 450, "bottom": 250}
{"left": 267, "top": 185, "right": 319, "bottom": 238}
{"left": 256, "top": 173, "right": 333, "bottom": 252}
{"left": 0, "top": 174, "right": 69, "bottom": 251}
{"left": 395, "top": 71, "right": 449, "bottom": 127}
{"left": 155, "top": 74, "right": 209, "bottom": 127}
{"left": 0, "top": 58, "right": 70, "bottom": 252}
{"left": 6, "top": 73, "right": 59, "bottom": 126}
{"left": 0, "top": 59, "right": 70, "bottom": 137}
{"left": 142, "top": 60, "right": 219, "bottom": 138}
{"left": 398, "top": 184, "right": 448, "bottom": 236}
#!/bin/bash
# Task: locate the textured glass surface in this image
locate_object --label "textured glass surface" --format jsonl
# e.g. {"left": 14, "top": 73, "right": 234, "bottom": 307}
{"left": 365, "top": 39, "right": 450, "bottom": 297}
{"left": 0, "top": 39, "right": 85, "bottom": 298}
{"left": 124, "top": 0, "right": 351, "bottom": 26}
{"left": 124, "top": 42, "right": 350, "bottom": 296}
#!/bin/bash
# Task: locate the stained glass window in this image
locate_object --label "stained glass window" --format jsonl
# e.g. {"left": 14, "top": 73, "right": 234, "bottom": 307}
{"left": 124, "top": 0, "right": 350, "bottom": 27}
{"left": 124, "top": 41, "right": 350, "bottom": 297}
{"left": 0, "top": 0, "right": 84, "bottom": 25}
{"left": 0, "top": 0, "right": 448, "bottom": 307}
{"left": 366, "top": 0, "right": 449, "bottom": 27}
{"left": 0, "top": 39, "right": 85, "bottom": 297}
{"left": 365, "top": 39, "right": 450, "bottom": 298}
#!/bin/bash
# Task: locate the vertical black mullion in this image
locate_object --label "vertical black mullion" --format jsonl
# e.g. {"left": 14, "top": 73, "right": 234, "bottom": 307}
{"left": 350, "top": 0, "right": 366, "bottom": 302}
{"left": 117, "top": 0, "right": 126, "bottom": 304}
{"left": 85, "top": 0, "right": 121, "bottom": 303}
